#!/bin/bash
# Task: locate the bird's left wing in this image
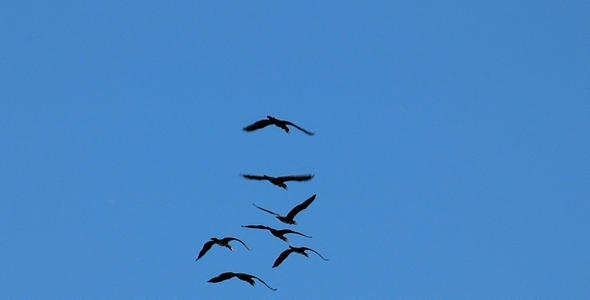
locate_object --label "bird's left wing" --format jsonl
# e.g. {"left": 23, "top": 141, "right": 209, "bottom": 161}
{"left": 253, "top": 203, "right": 281, "bottom": 217}
{"left": 207, "top": 272, "right": 236, "bottom": 283}
{"left": 196, "top": 240, "right": 216, "bottom": 261}
{"left": 241, "top": 174, "right": 266, "bottom": 180}
{"left": 272, "top": 249, "right": 294, "bottom": 268}
{"left": 243, "top": 119, "right": 273, "bottom": 132}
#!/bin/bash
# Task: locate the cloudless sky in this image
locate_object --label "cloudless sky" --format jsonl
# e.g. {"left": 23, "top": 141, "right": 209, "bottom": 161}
{"left": 1, "top": 1, "right": 589, "bottom": 299}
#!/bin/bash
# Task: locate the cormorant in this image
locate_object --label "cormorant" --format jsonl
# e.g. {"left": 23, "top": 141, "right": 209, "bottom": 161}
{"left": 241, "top": 225, "right": 312, "bottom": 242}
{"left": 252, "top": 194, "right": 316, "bottom": 225}
{"left": 241, "top": 174, "right": 314, "bottom": 190}
{"left": 272, "top": 245, "right": 329, "bottom": 268}
{"left": 196, "top": 237, "right": 250, "bottom": 261}
{"left": 207, "top": 272, "right": 277, "bottom": 291}
{"left": 243, "top": 115, "right": 315, "bottom": 135}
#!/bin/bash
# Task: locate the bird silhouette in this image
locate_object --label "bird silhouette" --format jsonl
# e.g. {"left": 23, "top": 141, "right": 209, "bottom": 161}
{"left": 243, "top": 115, "right": 315, "bottom": 135}
{"left": 252, "top": 194, "right": 316, "bottom": 225}
{"left": 241, "top": 225, "right": 312, "bottom": 242}
{"left": 207, "top": 272, "right": 277, "bottom": 291}
{"left": 196, "top": 237, "right": 250, "bottom": 261}
{"left": 272, "top": 245, "right": 329, "bottom": 268}
{"left": 240, "top": 174, "right": 314, "bottom": 190}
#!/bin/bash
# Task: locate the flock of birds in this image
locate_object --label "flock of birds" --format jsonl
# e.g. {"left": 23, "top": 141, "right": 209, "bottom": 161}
{"left": 197, "top": 116, "right": 327, "bottom": 291}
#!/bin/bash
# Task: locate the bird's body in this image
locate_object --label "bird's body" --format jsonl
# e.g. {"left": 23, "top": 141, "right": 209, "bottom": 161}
{"left": 243, "top": 115, "right": 315, "bottom": 135}
{"left": 196, "top": 237, "right": 250, "bottom": 261}
{"left": 273, "top": 245, "right": 329, "bottom": 268}
{"left": 241, "top": 225, "right": 312, "bottom": 242}
{"left": 208, "top": 272, "right": 277, "bottom": 291}
{"left": 241, "top": 174, "right": 314, "bottom": 190}
{"left": 252, "top": 194, "right": 316, "bottom": 225}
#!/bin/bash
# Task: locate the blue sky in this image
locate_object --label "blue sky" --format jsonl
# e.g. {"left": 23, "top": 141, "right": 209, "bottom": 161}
{"left": 1, "top": 1, "right": 589, "bottom": 299}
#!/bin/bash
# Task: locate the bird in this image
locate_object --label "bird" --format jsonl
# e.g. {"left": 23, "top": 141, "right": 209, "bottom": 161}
{"left": 243, "top": 115, "right": 315, "bottom": 135}
{"left": 272, "top": 245, "right": 329, "bottom": 268}
{"left": 252, "top": 194, "right": 316, "bottom": 225}
{"left": 207, "top": 272, "right": 277, "bottom": 291}
{"left": 241, "top": 225, "right": 312, "bottom": 242}
{"left": 196, "top": 237, "right": 250, "bottom": 261}
{"left": 240, "top": 174, "right": 314, "bottom": 190}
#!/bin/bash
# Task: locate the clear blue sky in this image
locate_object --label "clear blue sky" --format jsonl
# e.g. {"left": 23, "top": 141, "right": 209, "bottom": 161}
{"left": 1, "top": 2, "right": 589, "bottom": 299}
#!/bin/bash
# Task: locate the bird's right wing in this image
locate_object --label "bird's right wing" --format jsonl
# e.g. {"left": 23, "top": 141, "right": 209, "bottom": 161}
{"left": 286, "top": 194, "right": 316, "bottom": 220}
{"left": 278, "top": 174, "right": 314, "bottom": 182}
{"left": 243, "top": 119, "right": 273, "bottom": 132}
{"left": 227, "top": 237, "right": 250, "bottom": 250}
{"left": 305, "top": 247, "right": 329, "bottom": 261}
{"left": 272, "top": 249, "right": 294, "bottom": 268}
{"left": 282, "top": 229, "right": 312, "bottom": 238}
{"left": 285, "top": 121, "right": 315, "bottom": 135}
{"left": 196, "top": 240, "right": 215, "bottom": 261}
{"left": 252, "top": 203, "right": 281, "bottom": 217}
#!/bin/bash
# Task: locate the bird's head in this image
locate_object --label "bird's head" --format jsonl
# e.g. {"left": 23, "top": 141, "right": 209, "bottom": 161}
{"left": 277, "top": 216, "right": 295, "bottom": 225}
{"left": 267, "top": 115, "right": 276, "bottom": 120}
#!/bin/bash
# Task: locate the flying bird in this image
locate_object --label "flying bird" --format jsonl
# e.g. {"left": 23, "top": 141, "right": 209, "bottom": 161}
{"left": 207, "top": 272, "right": 277, "bottom": 291}
{"left": 241, "top": 174, "right": 314, "bottom": 190}
{"left": 272, "top": 245, "right": 329, "bottom": 268}
{"left": 241, "top": 225, "right": 312, "bottom": 242}
{"left": 243, "top": 115, "right": 315, "bottom": 135}
{"left": 196, "top": 237, "right": 250, "bottom": 261}
{"left": 252, "top": 194, "right": 316, "bottom": 225}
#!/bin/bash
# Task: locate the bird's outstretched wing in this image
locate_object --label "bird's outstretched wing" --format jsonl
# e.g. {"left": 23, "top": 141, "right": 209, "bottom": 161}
{"left": 252, "top": 275, "right": 278, "bottom": 291}
{"left": 286, "top": 194, "right": 316, "bottom": 220}
{"left": 272, "top": 248, "right": 295, "bottom": 268}
{"left": 285, "top": 121, "right": 315, "bottom": 136}
{"left": 224, "top": 237, "right": 250, "bottom": 250}
{"left": 241, "top": 174, "right": 267, "bottom": 180}
{"left": 207, "top": 272, "right": 236, "bottom": 283}
{"left": 242, "top": 224, "right": 272, "bottom": 230}
{"left": 280, "top": 229, "right": 312, "bottom": 238}
{"left": 196, "top": 240, "right": 216, "bottom": 261}
{"left": 277, "top": 174, "right": 314, "bottom": 182}
{"left": 243, "top": 119, "right": 273, "bottom": 132}
{"left": 304, "top": 247, "right": 329, "bottom": 261}
{"left": 253, "top": 203, "right": 281, "bottom": 217}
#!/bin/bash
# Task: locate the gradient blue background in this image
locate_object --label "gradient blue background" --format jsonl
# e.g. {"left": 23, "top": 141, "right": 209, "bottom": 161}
{"left": 1, "top": 2, "right": 589, "bottom": 299}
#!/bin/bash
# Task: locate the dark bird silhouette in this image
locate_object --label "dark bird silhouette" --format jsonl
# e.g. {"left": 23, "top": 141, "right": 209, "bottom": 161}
{"left": 207, "top": 272, "right": 277, "bottom": 291}
{"left": 241, "top": 225, "right": 312, "bottom": 242}
{"left": 196, "top": 237, "right": 250, "bottom": 261}
{"left": 252, "top": 194, "right": 316, "bottom": 225}
{"left": 273, "top": 245, "right": 329, "bottom": 268}
{"left": 243, "top": 115, "right": 315, "bottom": 135}
{"left": 241, "top": 174, "right": 314, "bottom": 190}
